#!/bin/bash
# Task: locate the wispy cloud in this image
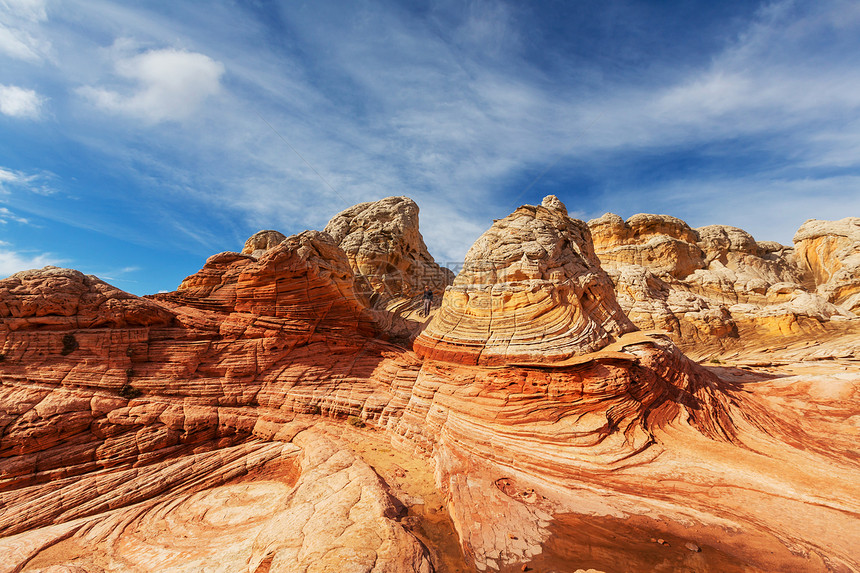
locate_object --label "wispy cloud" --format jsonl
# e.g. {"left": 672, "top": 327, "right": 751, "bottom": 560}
{"left": 0, "top": 166, "right": 54, "bottom": 195}
{"left": 0, "top": 0, "right": 49, "bottom": 61}
{"left": 97, "top": 265, "right": 141, "bottom": 282}
{"left": 1, "top": 0, "right": 858, "bottom": 289}
{"left": 0, "top": 207, "right": 29, "bottom": 224}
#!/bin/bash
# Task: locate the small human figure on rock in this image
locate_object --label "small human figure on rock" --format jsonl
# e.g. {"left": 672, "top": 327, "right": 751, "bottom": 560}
{"left": 421, "top": 286, "right": 433, "bottom": 317}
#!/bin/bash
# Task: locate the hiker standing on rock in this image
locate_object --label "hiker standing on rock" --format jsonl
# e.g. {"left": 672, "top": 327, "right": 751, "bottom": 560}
{"left": 422, "top": 286, "right": 433, "bottom": 317}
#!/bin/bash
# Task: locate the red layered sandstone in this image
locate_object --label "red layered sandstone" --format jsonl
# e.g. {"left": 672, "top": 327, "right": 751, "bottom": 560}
{"left": 1, "top": 198, "right": 858, "bottom": 573}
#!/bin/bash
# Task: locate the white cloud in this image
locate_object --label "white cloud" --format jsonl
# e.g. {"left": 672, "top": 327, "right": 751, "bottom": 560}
{"left": 0, "top": 206, "right": 29, "bottom": 224}
{"left": 0, "top": 84, "right": 44, "bottom": 118}
{"left": 0, "top": 247, "right": 63, "bottom": 277}
{"left": 0, "top": 166, "right": 33, "bottom": 188}
{"left": 78, "top": 48, "right": 226, "bottom": 123}
{"left": 0, "top": 166, "right": 53, "bottom": 195}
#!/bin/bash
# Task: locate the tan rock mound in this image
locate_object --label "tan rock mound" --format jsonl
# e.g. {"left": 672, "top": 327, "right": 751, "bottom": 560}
{"left": 589, "top": 212, "right": 704, "bottom": 279}
{"left": 241, "top": 229, "right": 287, "bottom": 258}
{"left": 324, "top": 196, "right": 453, "bottom": 307}
{"left": 414, "top": 198, "right": 635, "bottom": 365}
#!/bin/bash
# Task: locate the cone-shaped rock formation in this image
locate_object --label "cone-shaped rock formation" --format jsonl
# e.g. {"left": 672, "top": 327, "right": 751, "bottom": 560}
{"left": 414, "top": 197, "right": 635, "bottom": 365}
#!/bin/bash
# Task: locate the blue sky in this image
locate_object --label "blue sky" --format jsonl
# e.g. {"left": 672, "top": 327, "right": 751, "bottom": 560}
{"left": 1, "top": 0, "right": 859, "bottom": 295}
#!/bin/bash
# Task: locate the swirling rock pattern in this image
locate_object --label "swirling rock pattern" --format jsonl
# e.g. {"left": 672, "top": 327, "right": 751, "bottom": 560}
{"left": 414, "top": 200, "right": 635, "bottom": 365}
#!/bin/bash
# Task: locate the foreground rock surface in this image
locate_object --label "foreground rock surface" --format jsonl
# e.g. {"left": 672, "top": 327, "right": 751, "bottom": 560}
{"left": 1, "top": 198, "right": 858, "bottom": 573}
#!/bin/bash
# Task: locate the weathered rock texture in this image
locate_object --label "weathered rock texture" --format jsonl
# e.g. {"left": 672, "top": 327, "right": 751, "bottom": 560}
{"left": 174, "top": 229, "right": 381, "bottom": 338}
{"left": 324, "top": 196, "right": 453, "bottom": 307}
{"left": 414, "top": 199, "right": 635, "bottom": 365}
{"left": 588, "top": 213, "right": 858, "bottom": 355}
{"left": 1, "top": 198, "right": 859, "bottom": 573}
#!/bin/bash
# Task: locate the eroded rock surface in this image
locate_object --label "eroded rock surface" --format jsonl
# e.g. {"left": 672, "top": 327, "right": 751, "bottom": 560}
{"left": 794, "top": 217, "right": 860, "bottom": 313}
{"left": 1, "top": 199, "right": 859, "bottom": 573}
{"left": 241, "top": 229, "right": 287, "bottom": 259}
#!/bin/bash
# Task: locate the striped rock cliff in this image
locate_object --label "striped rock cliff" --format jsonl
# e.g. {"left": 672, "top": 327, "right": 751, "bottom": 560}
{"left": 588, "top": 213, "right": 858, "bottom": 356}
{"left": 1, "top": 198, "right": 858, "bottom": 573}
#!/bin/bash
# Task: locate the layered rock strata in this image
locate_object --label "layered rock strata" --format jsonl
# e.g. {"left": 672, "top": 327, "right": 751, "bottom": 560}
{"left": 413, "top": 198, "right": 635, "bottom": 365}
{"left": 172, "top": 229, "right": 381, "bottom": 338}
{"left": 1, "top": 198, "right": 858, "bottom": 573}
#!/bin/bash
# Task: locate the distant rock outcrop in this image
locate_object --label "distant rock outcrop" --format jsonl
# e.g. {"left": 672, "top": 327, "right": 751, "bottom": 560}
{"left": 588, "top": 213, "right": 857, "bottom": 354}
{"left": 0, "top": 266, "right": 173, "bottom": 331}
{"left": 414, "top": 198, "right": 635, "bottom": 365}
{"left": 324, "top": 196, "right": 453, "bottom": 306}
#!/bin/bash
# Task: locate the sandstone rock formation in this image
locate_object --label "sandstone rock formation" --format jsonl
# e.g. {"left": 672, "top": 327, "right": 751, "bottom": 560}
{"left": 414, "top": 199, "right": 635, "bottom": 365}
{"left": 0, "top": 266, "right": 173, "bottom": 331}
{"left": 588, "top": 212, "right": 858, "bottom": 355}
{"left": 324, "top": 196, "right": 453, "bottom": 307}
{"left": 1, "top": 198, "right": 859, "bottom": 573}
{"left": 173, "top": 229, "right": 381, "bottom": 338}
{"left": 794, "top": 217, "right": 860, "bottom": 313}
